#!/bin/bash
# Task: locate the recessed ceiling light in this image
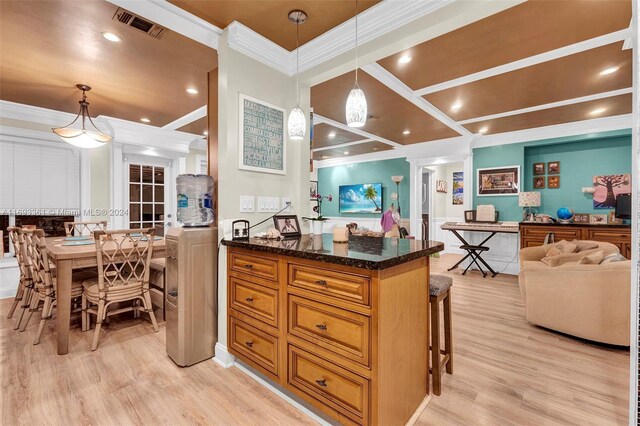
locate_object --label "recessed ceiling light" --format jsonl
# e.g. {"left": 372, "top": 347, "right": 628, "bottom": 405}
{"left": 102, "top": 32, "right": 121, "bottom": 42}
{"left": 451, "top": 101, "right": 463, "bottom": 111}
{"left": 203, "top": 130, "right": 209, "bottom": 136}
{"left": 344, "top": 151, "right": 350, "bottom": 155}
{"left": 398, "top": 54, "right": 412, "bottom": 64}
{"left": 599, "top": 66, "right": 619, "bottom": 76}
{"left": 322, "top": 155, "right": 330, "bottom": 159}
{"left": 328, "top": 132, "right": 336, "bottom": 138}
{"left": 186, "top": 88, "right": 199, "bottom": 94}
{"left": 402, "top": 130, "right": 411, "bottom": 135}
{"left": 478, "top": 126, "right": 488, "bottom": 134}
{"left": 589, "top": 107, "right": 607, "bottom": 116}
{"left": 140, "top": 117, "right": 150, "bottom": 123}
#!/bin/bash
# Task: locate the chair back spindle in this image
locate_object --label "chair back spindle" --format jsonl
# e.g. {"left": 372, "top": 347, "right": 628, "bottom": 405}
{"left": 64, "top": 221, "right": 108, "bottom": 237}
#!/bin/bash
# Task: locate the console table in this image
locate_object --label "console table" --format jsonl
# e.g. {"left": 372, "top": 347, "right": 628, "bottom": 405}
{"left": 519, "top": 222, "right": 631, "bottom": 259}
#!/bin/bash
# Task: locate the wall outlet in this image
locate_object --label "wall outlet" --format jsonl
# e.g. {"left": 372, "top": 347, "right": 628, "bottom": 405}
{"left": 282, "top": 197, "right": 292, "bottom": 212}
{"left": 239, "top": 196, "right": 255, "bottom": 213}
{"left": 258, "top": 196, "right": 280, "bottom": 212}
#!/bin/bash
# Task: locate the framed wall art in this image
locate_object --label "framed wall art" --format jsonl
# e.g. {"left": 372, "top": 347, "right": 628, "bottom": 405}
{"left": 548, "top": 175, "right": 560, "bottom": 189}
{"left": 238, "top": 93, "right": 286, "bottom": 175}
{"left": 547, "top": 161, "right": 560, "bottom": 175}
{"left": 477, "top": 166, "right": 520, "bottom": 196}
{"left": 533, "top": 163, "right": 545, "bottom": 175}
{"left": 436, "top": 180, "right": 447, "bottom": 193}
{"left": 533, "top": 176, "right": 545, "bottom": 189}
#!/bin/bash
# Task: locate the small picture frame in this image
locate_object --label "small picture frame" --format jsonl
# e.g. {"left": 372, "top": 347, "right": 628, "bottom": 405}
{"left": 548, "top": 161, "right": 560, "bottom": 175}
{"left": 573, "top": 213, "right": 590, "bottom": 224}
{"left": 533, "top": 176, "right": 545, "bottom": 189}
{"left": 310, "top": 181, "right": 318, "bottom": 199}
{"left": 589, "top": 213, "right": 608, "bottom": 225}
{"left": 533, "top": 163, "right": 545, "bottom": 175}
{"left": 436, "top": 180, "right": 447, "bottom": 193}
{"left": 273, "top": 215, "right": 302, "bottom": 237}
{"left": 608, "top": 210, "right": 623, "bottom": 224}
{"left": 547, "top": 175, "right": 560, "bottom": 189}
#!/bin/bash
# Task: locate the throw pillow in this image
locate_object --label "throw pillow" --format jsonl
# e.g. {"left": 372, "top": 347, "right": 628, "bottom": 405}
{"left": 571, "top": 240, "right": 599, "bottom": 252}
{"left": 578, "top": 250, "right": 604, "bottom": 265}
{"left": 539, "top": 248, "right": 601, "bottom": 267}
{"left": 601, "top": 253, "right": 627, "bottom": 264}
{"left": 544, "top": 240, "right": 578, "bottom": 257}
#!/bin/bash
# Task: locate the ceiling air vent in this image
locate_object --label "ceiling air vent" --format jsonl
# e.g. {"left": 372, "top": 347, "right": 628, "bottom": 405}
{"left": 112, "top": 7, "right": 166, "bottom": 39}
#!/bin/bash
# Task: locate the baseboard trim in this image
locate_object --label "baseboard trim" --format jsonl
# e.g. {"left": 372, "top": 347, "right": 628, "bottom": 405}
{"left": 406, "top": 394, "right": 433, "bottom": 425}
{"left": 233, "top": 360, "right": 332, "bottom": 426}
{"left": 212, "top": 343, "right": 235, "bottom": 368}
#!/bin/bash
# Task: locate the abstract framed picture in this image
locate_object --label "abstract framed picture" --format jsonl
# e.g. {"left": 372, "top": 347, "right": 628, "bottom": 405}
{"left": 452, "top": 172, "right": 463, "bottom": 205}
{"left": 533, "top": 176, "right": 545, "bottom": 189}
{"left": 547, "top": 161, "right": 560, "bottom": 175}
{"left": 533, "top": 163, "right": 545, "bottom": 175}
{"left": 477, "top": 166, "right": 520, "bottom": 196}
{"left": 547, "top": 176, "right": 560, "bottom": 189}
{"left": 593, "top": 174, "right": 631, "bottom": 209}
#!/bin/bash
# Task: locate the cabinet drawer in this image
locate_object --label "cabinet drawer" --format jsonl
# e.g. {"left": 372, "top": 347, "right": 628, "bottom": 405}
{"left": 586, "top": 228, "right": 631, "bottom": 242}
{"left": 230, "top": 277, "right": 278, "bottom": 328}
{"left": 289, "top": 264, "right": 370, "bottom": 306}
{"left": 229, "top": 251, "right": 278, "bottom": 282}
{"left": 230, "top": 317, "right": 279, "bottom": 377}
{"left": 521, "top": 226, "right": 582, "bottom": 241}
{"left": 288, "top": 295, "right": 370, "bottom": 366}
{"left": 288, "top": 345, "right": 369, "bottom": 425}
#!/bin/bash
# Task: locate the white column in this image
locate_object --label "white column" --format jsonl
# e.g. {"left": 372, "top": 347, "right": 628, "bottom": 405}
{"left": 110, "top": 143, "right": 125, "bottom": 229}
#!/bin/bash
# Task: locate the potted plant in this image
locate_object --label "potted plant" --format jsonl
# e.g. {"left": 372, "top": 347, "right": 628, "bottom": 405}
{"left": 303, "top": 193, "right": 333, "bottom": 234}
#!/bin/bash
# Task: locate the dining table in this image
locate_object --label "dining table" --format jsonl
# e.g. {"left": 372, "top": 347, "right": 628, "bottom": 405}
{"left": 46, "top": 236, "right": 166, "bottom": 355}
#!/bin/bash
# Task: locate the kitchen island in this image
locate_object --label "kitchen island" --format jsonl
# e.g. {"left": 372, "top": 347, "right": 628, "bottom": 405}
{"left": 222, "top": 235, "right": 444, "bottom": 426}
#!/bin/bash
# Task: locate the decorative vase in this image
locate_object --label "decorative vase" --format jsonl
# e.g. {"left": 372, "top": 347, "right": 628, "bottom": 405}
{"left": 312, "top": 220, "right": 323, "bottom": 235}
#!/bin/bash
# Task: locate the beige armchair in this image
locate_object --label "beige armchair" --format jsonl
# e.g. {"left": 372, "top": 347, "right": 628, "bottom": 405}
{"left": 518, "top": 241, "right": 630, "bottom": 346}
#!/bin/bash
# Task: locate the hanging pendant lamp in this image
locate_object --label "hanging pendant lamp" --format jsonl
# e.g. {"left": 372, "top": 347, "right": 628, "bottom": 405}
{"left": 346, "top": 0, "right": 367, "bottom": 128}
{"left": 52, "top": 84, "right": 112, "bottom": 149}
{"left": 287, "top": 10, "right": 307, "bottom": 141}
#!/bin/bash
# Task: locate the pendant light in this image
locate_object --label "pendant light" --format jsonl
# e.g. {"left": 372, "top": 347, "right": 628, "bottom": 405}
{"left": 287, "top": 10, "right": 307, "bottom": 141}
{"left": 52, "top": 84, "right": 112, "bottom": 149}
{"left": 346, "top": 0, "right": 367, "bottom": 128}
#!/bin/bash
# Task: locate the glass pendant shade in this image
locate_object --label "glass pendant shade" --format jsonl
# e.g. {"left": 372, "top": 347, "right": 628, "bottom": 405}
{"left": 288, "top": 106, "right": 306, "bottom": 140}
{"left": 346, "top": 82, "right": 367, "bottom": 128}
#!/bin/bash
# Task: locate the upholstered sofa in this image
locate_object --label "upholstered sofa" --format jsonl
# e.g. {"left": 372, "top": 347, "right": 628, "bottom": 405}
{"left": 518, "top": 241, "right": 630, "bottom": 346}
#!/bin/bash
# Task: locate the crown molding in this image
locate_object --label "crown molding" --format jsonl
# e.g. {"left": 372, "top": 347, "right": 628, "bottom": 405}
{"left": 227, "top": 22, "right": 292, "bottom": 75}
{"left": 104, "top": 0, "right": 222, "bottom": 50}
{"left": 0, "top": 100, "right": 77, "bottom": 127}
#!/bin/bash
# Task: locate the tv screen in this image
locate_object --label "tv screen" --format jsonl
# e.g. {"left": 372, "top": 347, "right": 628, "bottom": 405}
{"left": 615, "top": 193, "right": 631, "bottom": 220}
{"left": 339, "top": 183, "right": 383, "bottom": 214}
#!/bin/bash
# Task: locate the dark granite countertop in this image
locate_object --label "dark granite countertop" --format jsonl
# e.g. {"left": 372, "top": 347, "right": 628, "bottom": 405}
{"left": 519, "top": 221, "right": 630, "bottom": 229}
{"left": 222, "top": 234, "right": 444, "bottom": 270}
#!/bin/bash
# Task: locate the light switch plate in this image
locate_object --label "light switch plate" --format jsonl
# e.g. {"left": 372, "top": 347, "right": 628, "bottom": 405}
{"left": 239, "top": 196, "right": 255, "bottom": 213}
{"left": 282, "top": 197, "right": 291, "bottom": 212}
{"left": 258, "top": 196, "right": 280, "bottom": 212}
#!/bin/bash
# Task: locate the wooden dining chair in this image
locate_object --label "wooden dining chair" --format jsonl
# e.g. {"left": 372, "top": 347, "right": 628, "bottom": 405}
{"left": 64, "top": 221, "right": 108, "bottom": 237}
{"left": 6, "top": 227, "right": 33, "bottom": 330}
{"left": 21, "top": 229, "right": 96, "bottom": 343}
{"left": 82, "top": 228, "right": 159, "bottom": 351}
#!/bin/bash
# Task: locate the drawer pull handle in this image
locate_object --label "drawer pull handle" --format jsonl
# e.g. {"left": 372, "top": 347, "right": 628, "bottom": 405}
{"left": 315, "top": 280, "right": 328, "bottom": 286}
{"left": 245, "top": 297, "right": 254, "bottom": 302}
{"left": 243, "top": 264, "right": 254, "bottom": 269}
{"left": 316, "top": 324, "right": 327, "bottom": 331}
{"left": 245, "top": 341, "right": 254, "bottom": 348}
{"left": 315, "top": 379, "right": 327, "bottom": 387}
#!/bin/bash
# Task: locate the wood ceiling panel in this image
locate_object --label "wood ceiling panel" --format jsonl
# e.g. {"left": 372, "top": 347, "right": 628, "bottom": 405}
{"left": 313, "top": 141, "right": 392, "bottom": 161}
{"left": 377, "top": 0, "right": 631, "bottom": 90}
{"left": 424, "top": 43, "right": 631, "bottom": 122}
{"left": 0, "top": 0, "right": 217, "bottom": 127}
{"left": 177, "top": 116, "right": 208, "bottom": 136}
{"left": 169, "top": 0, "right": 380, "bottom": 51}
{"left": 464, "top": 94, "right": 631, "bottom": 136}
{"left": 312, "top": 70, "right": 460, "bottom": 144}
{"left": 312, "top": 123, "right": 364, "bottom": 149}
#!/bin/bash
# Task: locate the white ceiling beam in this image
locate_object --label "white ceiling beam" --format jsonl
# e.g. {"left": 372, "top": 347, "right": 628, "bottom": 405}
{"left": 314, "top": 114, "right": 403, "bottom": 148}
{"left": 415, "top": 28, "right": 631, "bottom": 96}
{"left": 312, "top": 139, "right": 374, "bottom": 152}
{"left": 162, "top": 105, "right": 207, "bottom": 131}
{"left": 362, "top": 63, "right": 472, "bottom": 137}
{"left": 457, "top": 87, "right": 633, "bottom": 125}
{"left": 104, "top": 0, "right": 222, "bottom": 50}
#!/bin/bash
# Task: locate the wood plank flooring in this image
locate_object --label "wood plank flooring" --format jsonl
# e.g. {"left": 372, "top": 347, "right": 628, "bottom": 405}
{"left": 1, "top": 254, "right": 629, "bottom": 425}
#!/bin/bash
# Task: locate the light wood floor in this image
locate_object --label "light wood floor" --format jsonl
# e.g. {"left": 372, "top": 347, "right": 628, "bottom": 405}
{"left": 1, "top": 254, "right": 629, "bottom": 425}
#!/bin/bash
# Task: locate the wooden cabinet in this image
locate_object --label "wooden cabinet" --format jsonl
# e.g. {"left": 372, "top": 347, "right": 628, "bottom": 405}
{"left": 520, "top": 223, "right": 631, "bottom": 259}
{"left": 227, "top": 247, "right": 430, "bottom": 426}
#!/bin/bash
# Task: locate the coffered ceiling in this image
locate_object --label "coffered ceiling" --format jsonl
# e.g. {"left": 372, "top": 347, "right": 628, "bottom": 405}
{"left": 169, "top": 0, "right": 380, "bottom": 51}
{"left": 0, "top": 0, "right": 217, "bottom": 129}
{"left": 311, "top": 0, "right": 632, "bottom": 161}
{"left": 312, "top": 123, "right": 363, "bottom": 149}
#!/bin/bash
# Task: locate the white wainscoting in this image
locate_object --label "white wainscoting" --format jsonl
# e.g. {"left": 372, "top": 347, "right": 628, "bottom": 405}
{"left": 462, "top": 232, "right": 520, "bottom": 276}
{"left": 433, "top": 217, "right": 465, "bottom": 255}
{"left": 0, "top": 257, "right": 19, "bottom": 299}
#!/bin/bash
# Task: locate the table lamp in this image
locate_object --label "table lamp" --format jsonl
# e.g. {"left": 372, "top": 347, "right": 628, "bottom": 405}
{"left": 391, "top": 175, "right": 404, "bottom": 215}
{"left": 518, "top": 191, "right": 541, "bottom": 222}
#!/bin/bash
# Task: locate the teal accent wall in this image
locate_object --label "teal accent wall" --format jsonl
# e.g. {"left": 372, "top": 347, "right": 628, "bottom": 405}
{"left": 317, "top": 158, "right": 409, "bottom": 217}
{"left": 473, "top": 130, "right": 632, "bottom": 221}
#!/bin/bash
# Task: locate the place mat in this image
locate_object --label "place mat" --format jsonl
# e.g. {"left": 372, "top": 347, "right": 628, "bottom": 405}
{"left": 64, "top": 236, "right": 92, "bottom": 241}
{"left": 61, "top": 240, "right": 95, "bottom": 246}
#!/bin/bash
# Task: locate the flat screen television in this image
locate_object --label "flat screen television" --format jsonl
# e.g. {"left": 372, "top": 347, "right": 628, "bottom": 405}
{"left": 339, "top": 183, "right": 383, "bottom": 214}
{"left": 615, "top": 193, "right": 631, "bottom": 220}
